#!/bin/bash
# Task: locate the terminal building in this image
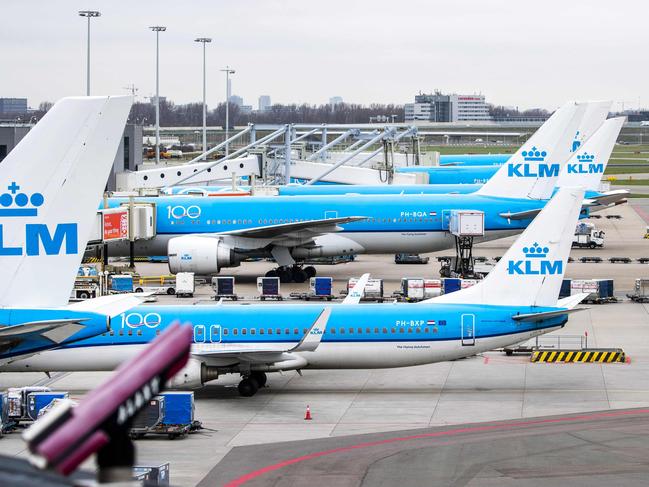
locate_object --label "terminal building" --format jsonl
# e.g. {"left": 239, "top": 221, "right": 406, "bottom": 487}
{"left": 405, "top": 92, "right": 491, "bottom": 122}
{"left": 0, "top": 98, "right": 28, "bottom": 114}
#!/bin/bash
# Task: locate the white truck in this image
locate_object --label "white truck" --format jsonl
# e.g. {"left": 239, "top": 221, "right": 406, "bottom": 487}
{"left": 572, "top": 222, "right": 604, "bottom": 249}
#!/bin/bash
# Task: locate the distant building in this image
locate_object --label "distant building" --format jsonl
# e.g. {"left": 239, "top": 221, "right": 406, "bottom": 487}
{"left": 329, "top": 96, "right": 343, "bottom": 106}
{"left": 258, "top": 95, "right": 271, "bottom": 111}
{"left": 0, "top": 98, "right": 28, "bottom": 114}
{"left": 240, "top": 105, "right": 253, "bottom": 115}
{"left": 229, "top": 95, "right": 244, "bottom": 108}
{"left": 404, "top": 92, "right": 491, "bottom": 122}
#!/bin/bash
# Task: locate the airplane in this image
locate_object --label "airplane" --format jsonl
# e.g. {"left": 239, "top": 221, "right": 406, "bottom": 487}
{"left": 174, "top": 116, "right": 624, "bottom": 206}
{"left": 3, "top": 187, "right": 588, "bottom": 397}
{"left": 101, "top": 101, "right": 603, "bottom": 282}
{"left": 0, "top": 95, "right": 145, "bottom": 365}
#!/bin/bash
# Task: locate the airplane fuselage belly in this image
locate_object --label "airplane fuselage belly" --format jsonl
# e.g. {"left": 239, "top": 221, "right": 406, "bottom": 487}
{"left": 99, "top": 228, "right": 522, "bottom": 260}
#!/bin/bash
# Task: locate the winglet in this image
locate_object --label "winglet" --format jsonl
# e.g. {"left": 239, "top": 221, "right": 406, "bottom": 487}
{"left": 343, "top": 273, "right": 370, "bottom": 305}
{"left": 291, "top": 307, "right": 332, "bottom": 352}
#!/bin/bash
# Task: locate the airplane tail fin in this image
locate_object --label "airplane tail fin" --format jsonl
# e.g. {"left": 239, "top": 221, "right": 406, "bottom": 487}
{"left": 476, "top": 101, "right": 608, "bottom": 200}
{"left": 557, "top": 117, "right": 625, "bottom": 190}
{"left": 0, "top": 96, "right": 133, "bottom": 308}
{"left": 427, "top": 187, "right": 585, "bottom": 307}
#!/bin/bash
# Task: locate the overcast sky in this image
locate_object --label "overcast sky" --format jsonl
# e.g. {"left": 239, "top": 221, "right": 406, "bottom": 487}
{"left": 1, "top": 0, "right": 645, "bottom": 111}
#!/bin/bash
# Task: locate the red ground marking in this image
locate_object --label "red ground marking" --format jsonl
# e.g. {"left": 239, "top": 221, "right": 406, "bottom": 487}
{"left": 223, "top": 408, "right": 649, "bottom": 487}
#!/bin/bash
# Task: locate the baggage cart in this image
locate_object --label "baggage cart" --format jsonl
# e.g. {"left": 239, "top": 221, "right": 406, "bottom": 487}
{"left": 306, "top": 277, "right": 334, "bottom": 300}
{"left": 212, "top": 276, "right": 238, "bottom": 300}
{"left": 175, "top": 272, "right": 195, "bottom": 298}
{"left": 27, "top": 392, "right": 69, "bottom": 421}
{"left": 257, "top": 277, "right": 282, "bottom": 300}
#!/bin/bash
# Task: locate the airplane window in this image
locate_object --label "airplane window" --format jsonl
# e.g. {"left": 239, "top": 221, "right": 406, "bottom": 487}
{"left": 223, "top": 329, "right": 229, "bottom": 335}
{"left": 330, "top": 328, "right": 336, "bottom": 334}
{"left": 424, "top": 327, "right": 429, "bottom": 333}
{"left": 233, "top": 329, "right": 238, "bottom": 335}
{"left": 349, "top": 328, "right": 354, "bottom": 334}
{"left": 259, "top": 219, "right": 262, "bottom": 224}
{"left": 119, "top": 330, "right": 124, "bottom": 336}
{"left": 382, "top": 327, "right": 387, "bottom": 333}
{"left": 156, "top": 330, "right": 160, "bottom": 335}
{"left": 264, "top": 219, "right": 268, "bottom": 224}
{"left": 365, "top": 327, "right": 371, "bottom": 333}
{"left": 407, "top": 328, "right": 413, "bottom": 333}
{"left": 196, "top": 328, "right": 203, "bottom": 335}
{"left": 259, "top": 329, "right": 264, "bottom": 335}
{"left": 373, "top": 327, "right": 378, "bottom": 333}
{"left": 391, "top": 328, "right": 396, "bottom": 334}
{"left": 416, "top": 328, "right": 421, "bottom": 334}
{"left": 293, "top": 328, "right": 299, "bottom": 334}
{"left": 303, "top": 328, "right": 308, "bottom": 334}
{"left": 251, "top": 329, "right": 256, "bottom": 335}
{"left": 137, "top": 330, "right": 143, "bottom": 336}
{"left": 109, "top": 330, "right": 114, "bottom": 336}
{"left": 399, "top": 328, "right": 405, "bottom": 334}
{"left": 242, "top": 329, "right": 247, "bottom": 335}
{"left": 127, "top": 330, "right": 133, "bottom": 336}
{"left": 358, "top": 328, "right": 363, "bottom": 334}
{"left": 102, "top": 333, "right": 106, "bottom": 337}
{"left": 284, "top": 328, "right": 290, "bottom": 334}
{"left": 340, "top": 328, "right": 345, "bottom": 334}
{"left": 276, "top": 329, "right": 281, "bottom": 335}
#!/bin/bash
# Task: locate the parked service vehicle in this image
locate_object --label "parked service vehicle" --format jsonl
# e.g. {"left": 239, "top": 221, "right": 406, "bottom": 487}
{"left": 572, "top": 222, "right": 604, "bottom": 249}
{"left": 134, "top": 275, "right": 176, "bottom": 295}
{"left": 394, "top": 253, "right": 430, "bottom": 264}
{"left": 570, "top": 279, "right": 616, "bottom": 303}
{"left": 346, "top": 277, "right": 384, "bottom": 302}
{"left": 627, "top": 278, "right": 649, "bottom": 302}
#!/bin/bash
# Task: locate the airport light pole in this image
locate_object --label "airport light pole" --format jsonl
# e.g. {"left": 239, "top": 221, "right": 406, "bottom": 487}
{"left": 221, "top": 66, "right": 235, "bottom": 156}
{"left": 149, "top": 26, "right": 166, "bottom": 164}
{"left": 195, "top": 37, "right": 212, "bottom": 160}
{"left": 78, "top": 10, "right": 101, "bottom": 96}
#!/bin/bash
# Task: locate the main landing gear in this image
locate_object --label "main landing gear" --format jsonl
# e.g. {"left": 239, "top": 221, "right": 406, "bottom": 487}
{"left": 265, "top": 265, "right": 316, "bottom": 283}
{"left": 237, "top": 372, "right": 267, "bottom": 397}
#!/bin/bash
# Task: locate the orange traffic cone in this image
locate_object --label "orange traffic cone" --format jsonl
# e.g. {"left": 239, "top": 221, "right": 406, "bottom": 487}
{"left": 304, "top": 405, "right": 312, "bottom": 420}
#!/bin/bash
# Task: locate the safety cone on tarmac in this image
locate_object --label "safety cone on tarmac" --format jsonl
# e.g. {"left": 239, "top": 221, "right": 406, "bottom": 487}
{"left": 304, "top": 405, "right": 312, "bottom": 420}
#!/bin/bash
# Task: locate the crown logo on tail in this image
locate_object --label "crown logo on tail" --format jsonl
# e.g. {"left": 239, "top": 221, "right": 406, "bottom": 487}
{"left": 521, "top": 147, "right": 547, "bottom": 162}
{"left": 522, "top": 242, "right": 549, "bottom": 258}
{"left": 0, "top": 182, "right": 45, "bottom": 217}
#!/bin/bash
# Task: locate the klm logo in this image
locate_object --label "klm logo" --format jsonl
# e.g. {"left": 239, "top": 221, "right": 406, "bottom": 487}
{"left": 0, "top": 182, "right": 78, "bottom": 256}
{"left": 507, "top": 147, "right": 560, "bottom": 178}
{"left": 507, "top": 242, "right": 562, "bottom": 275}
{"left": 567, "top": 153, "right": 604, "bottom": 174}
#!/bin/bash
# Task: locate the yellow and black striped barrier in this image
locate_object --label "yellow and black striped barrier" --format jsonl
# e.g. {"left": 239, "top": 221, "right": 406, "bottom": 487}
{"left": 531, "top": 348, "right": 626, "bottom": 364}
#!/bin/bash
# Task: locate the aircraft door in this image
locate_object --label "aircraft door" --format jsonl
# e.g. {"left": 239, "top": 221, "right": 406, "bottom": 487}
{"left": 442, "top": 210, "right": 451, "bottom": 230}
{"left": 209, "top": 325, "right": 222, "bottom": 343}
{"left": 461, "top": 314, "right": 475, "bottom": 346}
{"left": 193, "top": 325, "right": 206, "bottom": 343}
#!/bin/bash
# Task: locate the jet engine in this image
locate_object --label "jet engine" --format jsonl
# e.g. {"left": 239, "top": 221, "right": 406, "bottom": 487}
{"left": 168, "top": 236, "right": 238, "bottom": 274}
{"left": 166, "top": 358, "right": 219, "bottom": 389}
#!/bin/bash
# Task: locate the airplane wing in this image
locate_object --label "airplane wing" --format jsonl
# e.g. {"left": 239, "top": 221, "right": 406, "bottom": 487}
{"left": 65, "top": 292, "right": 154, "bottom": 318}
{"left": 217, "top": 216, "right": 367, "bottom": 239}
{"left": 191, "top": 307, "right": 331, "bottom": 369}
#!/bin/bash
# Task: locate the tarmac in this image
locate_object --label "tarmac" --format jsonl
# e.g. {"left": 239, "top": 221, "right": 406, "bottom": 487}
{"left": 2, "top": 201, "right": 649, "bottom": 486}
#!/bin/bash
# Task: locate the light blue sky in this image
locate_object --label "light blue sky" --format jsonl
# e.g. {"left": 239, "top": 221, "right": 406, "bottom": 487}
{"left": 1, "top": 0, "right": 645, "bottom": 110}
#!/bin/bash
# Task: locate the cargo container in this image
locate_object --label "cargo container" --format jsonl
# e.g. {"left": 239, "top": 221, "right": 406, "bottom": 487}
{"left": 133, "top": 463, "right": 170, "bottom": 486}
{"left": 27, "top": 392, "right": 69, "bottom": 421}
{"left": 212, "top": 276, "right": 237, "bottom": 300}
{"left": 175, "top": 272, "right": 195, "bottom": 298}
{"left": 401, "top": 278, "right": 425, "bottom": 301}
{"left": 449, "top": 210, "right": 484, "bottom": 237}
{"left": 347, "top": 277, "right": 384, "bottom": 302}
{"left": 308, "top": 277, "right": 334, "bottom": 300}
{"left": 570, "top": 279, "right": 616, "bottom": 303}
{"left": 560, "top": 279, "right": 572, "bottom": 298}
{"left": 257, "top": 277, "right": 282, "bottom": 300}
{"left": 131, "top": 392, "right": 200, "bottom": 439}
{"left": 0, "top": 392, "right": 8, "bottom": 435}
{"left": 628, "top": 279, "right": 649, "bottom": 302}
{"left": 130, "top": 396, "right": 165, "bottom": 438}
{"left": 110, "top": 274, "right": 134, "bottom": 293}
{"left": 442, "top": 278, "right": 479, "bottom": 294}
{"left": 7, "top": 387, "right": 52, "bottom": 422}
{"left": 423, "top": 279, "right": 442, "bottom": 299}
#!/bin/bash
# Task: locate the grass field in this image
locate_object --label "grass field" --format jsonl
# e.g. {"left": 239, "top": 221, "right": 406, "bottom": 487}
{"left": 421, "top": 145, "right": 516, "bottom": 155}
{"left": 611, "top": 179, "right": 649, "bottom": 186}
{"left": 605, "top": 166, "right": 649, "bottom": 175}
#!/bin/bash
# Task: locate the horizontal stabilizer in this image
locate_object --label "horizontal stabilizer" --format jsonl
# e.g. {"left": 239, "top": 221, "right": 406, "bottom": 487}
{"left": 583, "top": 189, "right": 630, "bottom": 207}
{"left": 0, "top": 319, "right": 87, "bottom": 340}
{"left": 512, "top": 308, "right": 585, "bottom": 322}
{"left": 557, "top": 292, "right": 591, "bottom": 309}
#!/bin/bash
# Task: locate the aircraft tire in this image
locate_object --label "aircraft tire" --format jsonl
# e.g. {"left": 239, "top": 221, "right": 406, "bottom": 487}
{"left": 238, "top": 377, "right": 259, "bottom": 397}
{"left": 265, "top": 269, "right": 278, "bottom": 278}
{"left": 278, "top": 268, "right": 292, "bottom": 283}
{"left": 304, "top": 266, "right": 316, "bottom": 278}
{"left": 250, "top": 371, "right": 267, "bottom": 387}
{"left": 292, "top": 268, "right": 308, "bottom": 283}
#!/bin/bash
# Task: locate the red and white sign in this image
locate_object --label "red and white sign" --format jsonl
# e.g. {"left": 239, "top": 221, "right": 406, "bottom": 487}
{"left": 103, "top": 210, "right": 129, "bottom": 241}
